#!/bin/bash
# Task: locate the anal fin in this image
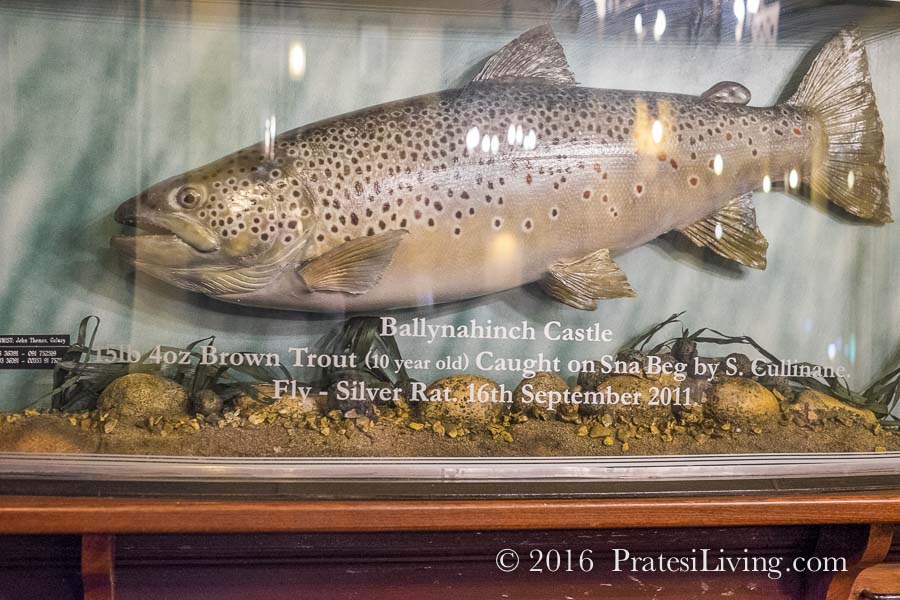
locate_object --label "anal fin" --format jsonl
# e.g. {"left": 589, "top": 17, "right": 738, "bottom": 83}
{"left": 297, "top": 230, "right": 407, "bottom": 295}
{"left": 679, "top": 193, "right": 768, "bottom": 269}
{"left": 540, "top": 249, "right": 635, "bottom": 311}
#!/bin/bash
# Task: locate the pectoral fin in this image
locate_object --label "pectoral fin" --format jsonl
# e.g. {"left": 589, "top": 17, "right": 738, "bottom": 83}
{"left": 679, "top": 193, "right": 768, "bottom": 269}
{"left": 701, "top": 81, "right": 751, "bottom": 105}
{"left": 540, "top": 249, "right": 635, "bottom": 310}
{"left": 297, "top": 230, "right": 407, "bottom": 294}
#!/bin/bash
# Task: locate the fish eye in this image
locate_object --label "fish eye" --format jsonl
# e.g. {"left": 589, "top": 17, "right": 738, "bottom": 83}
{"left": 176, "top": 186, "right": 204, "bottom": 209}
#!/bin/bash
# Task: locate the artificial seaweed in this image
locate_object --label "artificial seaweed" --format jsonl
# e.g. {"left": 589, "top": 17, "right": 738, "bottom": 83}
{"left": 622, "top": 313, "right": 900, "bottom": 422}
{"left": 48, "top": 316, "right": 291, "bottom": 412}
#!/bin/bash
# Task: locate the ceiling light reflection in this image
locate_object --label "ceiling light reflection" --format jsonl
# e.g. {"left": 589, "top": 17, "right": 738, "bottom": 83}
{"left": 523, "top": 129, "right": 537, "bottom": 150}
{"left": 289, "top": 42, "right": 306, "bottom": 80}
{"left": 651, "top": 119, "right": 663, "bottom": 144}
{"left": 466, "top": 126, "right": 480, "bottom": 151}
{"left": 653, "top": 10, "right": 666, "bottom": 41}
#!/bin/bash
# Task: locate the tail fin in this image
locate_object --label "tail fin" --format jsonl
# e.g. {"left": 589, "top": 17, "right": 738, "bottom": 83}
{"left": 788, "top": 28, "right": 891, "bottom": 223}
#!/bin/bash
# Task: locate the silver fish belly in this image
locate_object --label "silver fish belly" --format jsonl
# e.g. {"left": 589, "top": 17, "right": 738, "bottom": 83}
{"left": 113, "top": 26, "right": 890, "bottom": 313}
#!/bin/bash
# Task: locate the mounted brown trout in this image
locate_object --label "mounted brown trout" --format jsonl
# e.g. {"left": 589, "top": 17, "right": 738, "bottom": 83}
{"left": 112, "top": 27, "right": 890, "bottom": 312}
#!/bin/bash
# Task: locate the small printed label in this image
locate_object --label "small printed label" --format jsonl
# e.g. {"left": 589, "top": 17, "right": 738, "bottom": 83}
{"left": 0, "top": 335, "right": 70, "bottom": 369}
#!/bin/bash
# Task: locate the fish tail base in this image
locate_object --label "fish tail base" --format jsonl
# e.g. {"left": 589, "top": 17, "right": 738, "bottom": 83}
{"left": 788, "top": 28, "right": 891, "bottom": 223}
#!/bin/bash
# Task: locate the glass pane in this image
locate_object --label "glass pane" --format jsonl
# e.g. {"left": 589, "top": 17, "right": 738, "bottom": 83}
{"left": 0, "top": 0, "right": 898, "bottom": 495}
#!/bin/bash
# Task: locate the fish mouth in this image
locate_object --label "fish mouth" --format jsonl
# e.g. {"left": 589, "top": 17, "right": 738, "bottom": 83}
{"left": 111, "top": 196, "right": 220, "bottom": 267}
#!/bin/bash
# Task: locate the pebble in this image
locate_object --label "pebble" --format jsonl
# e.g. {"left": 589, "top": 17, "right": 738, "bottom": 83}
{"left": 97, "top": 373, "right": 189, "bottom": 424}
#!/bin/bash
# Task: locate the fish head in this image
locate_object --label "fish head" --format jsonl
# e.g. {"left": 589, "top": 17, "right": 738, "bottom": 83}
{"left": 111, "top": 151, "right": 317, "bottom": 291}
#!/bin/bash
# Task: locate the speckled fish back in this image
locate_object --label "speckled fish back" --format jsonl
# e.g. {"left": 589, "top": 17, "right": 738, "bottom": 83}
{"left": 284, "top": 81, "right": 817, "bottom": 261}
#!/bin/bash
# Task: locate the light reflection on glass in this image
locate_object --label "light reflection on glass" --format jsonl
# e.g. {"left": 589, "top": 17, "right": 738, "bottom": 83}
{"left": 468, "top": 126, "right": 533, "bottom": 154}
{"left": 788, "top": 168, "right": 799, "bottom": 189}
{"left": 827, "top": 343, "right": 837, "bottom": 361}
{"left": 847, "top": 170, "right": 856, "bottom": 190}
{"left": 634, "top": 13, "right": 643, "bottom": 37}
{"left": 230, "top": 195, "right": 254, "bottom": 213}
{"left": 747, "top": 0, "right": 760, "bottom": 14}
{"left": 594, "top": 0, "right": 606, "bottom": 23}
{"left": 651, "top": 119, "right": 663, "bottom": 144}
{"left": 289, "top": 42, "right": 306, "bottom": 80}
{"left": 714, "top": 222, "right": 724, "bottom": 240}
{"left": 653, "top": 10, "right": 666, "bottom": 41}
{"left": 762, "top": 175, "right": 772, "bottom": 193}
{"left": 734, "top": 0, "right": 746, "bottom": 41}
{"left": 523, "top": 129, "right": 537, "bottom": 150}
{"left": 264, "top": 115, "right": 277, "bottom": 160}
{"left": 713, "top": 154, "right": 724, "bottom": 176}
{"left": 751, "top": 0, "right": 780, "bottom": 43}
{"left": 487, "top": 232, "right": 523, "bottom": 286}
{"left": 466, "top": 126, "right": 480, "bottom": 150}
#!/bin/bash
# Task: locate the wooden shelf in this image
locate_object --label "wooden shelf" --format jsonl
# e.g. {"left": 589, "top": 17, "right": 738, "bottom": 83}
{"left": 1, "top": 491, "right": 898, "bottom": 599}
{"left": 1, "top": 490, "right": 900, "bottom": 534}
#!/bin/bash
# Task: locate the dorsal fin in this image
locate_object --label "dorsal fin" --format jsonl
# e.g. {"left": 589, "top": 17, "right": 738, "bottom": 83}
{"left": 472, "top": 25, "right": 576, "bottom": 86}
{"left": 701, "top": 81, "right": 751, "bottom": 105}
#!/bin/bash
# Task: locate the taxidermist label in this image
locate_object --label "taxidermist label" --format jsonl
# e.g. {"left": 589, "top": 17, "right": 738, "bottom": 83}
{"left": 0, "top": 335, "right": 70, "bottom": 370}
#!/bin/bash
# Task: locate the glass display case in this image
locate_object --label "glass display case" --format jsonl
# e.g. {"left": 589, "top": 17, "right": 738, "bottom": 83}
{"left": 1, "top": 0, "right": 899, "bottom": 497}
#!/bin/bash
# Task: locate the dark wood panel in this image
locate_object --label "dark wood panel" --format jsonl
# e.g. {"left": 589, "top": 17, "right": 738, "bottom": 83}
{"left": 0, "top": 572, "right": 81, "bottom": 600}
{"left": 114, "top": 561, "right": 806, "bottom": 600}
{"left": 111, "top": 527, "right": 818, "bottom": 599}
{"left": 113, "top": 526, "right": 820, "bottom": 565}
{"left": 0, "top": 524, "right": 890, "bottom": 599}
{"left": 802, "top": 524, "right": 894, "bottom": 600}
{"left": 0, "top": 535, "right": 82, "bottom": 600}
